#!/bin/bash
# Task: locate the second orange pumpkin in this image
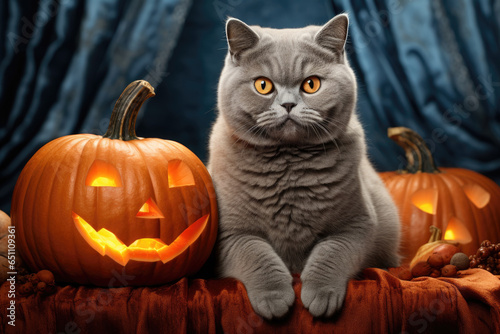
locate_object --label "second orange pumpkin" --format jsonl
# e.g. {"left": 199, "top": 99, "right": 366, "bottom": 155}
{"left": 380, "top": 127, "right": 500, "bottom": 264}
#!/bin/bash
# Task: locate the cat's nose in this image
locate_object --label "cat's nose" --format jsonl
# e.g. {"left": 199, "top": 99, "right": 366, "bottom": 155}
{"left": 281, "top": 103, "right": 297, "bottom": 113}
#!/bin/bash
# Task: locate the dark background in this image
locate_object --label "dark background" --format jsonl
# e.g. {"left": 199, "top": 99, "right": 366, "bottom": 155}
{"left": 1, "top": 0, "right": 499, "bottom": 214}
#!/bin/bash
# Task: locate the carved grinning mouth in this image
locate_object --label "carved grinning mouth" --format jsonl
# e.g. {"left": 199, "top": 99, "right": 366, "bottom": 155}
{"left": 72, "top": 212, "right": 209, "bottom": 266}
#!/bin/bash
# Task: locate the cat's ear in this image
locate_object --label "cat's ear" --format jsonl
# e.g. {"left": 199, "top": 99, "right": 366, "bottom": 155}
{"left": 226, "top": 18, "right": 260, "bottom": 60}
{"left": 314, "top": 14, "right": 349, "bottom": 52}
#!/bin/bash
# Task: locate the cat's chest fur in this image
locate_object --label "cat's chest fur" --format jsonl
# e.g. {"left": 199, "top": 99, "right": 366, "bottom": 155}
{"left": 219, "top": 139, "right": 358, "bottom": 272}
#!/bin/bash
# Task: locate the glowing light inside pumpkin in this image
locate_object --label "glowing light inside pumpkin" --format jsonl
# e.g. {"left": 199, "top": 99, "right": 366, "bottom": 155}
{"left": 168, "top": 160, "right": 195, "bottom": 188}
{"left": 86, "top": 160, "right": 122, "bottom": 187}
{"left": 443, "top": 229, "right": 455, "bottom": 240}
{"left": 444, "top": 217, "right": 472, "bottom": 244}
{"left": 72, "top": 212, "right": 209, "bottom": 266}
{"left": 91, "top": 177, "right": 117, "bottom": 187}
{"left": 411, "top": 189, "right": 438, "bottom": 215}
{"left": 463, "top": 184, "right": 490, "bottom": 209}
{"left": 136, "top": 198, "right": 164, "bottom": 218}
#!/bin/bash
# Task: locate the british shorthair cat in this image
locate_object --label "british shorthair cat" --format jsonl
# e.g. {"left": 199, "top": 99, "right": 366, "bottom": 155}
{"left": 208, "top": 14, "right": 401, "bottom": 319}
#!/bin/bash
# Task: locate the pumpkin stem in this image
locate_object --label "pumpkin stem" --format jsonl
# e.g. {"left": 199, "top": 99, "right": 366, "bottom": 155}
{"left": 103, "top": 80, "right": 155, "bottom": 141}
{"left": 428, "top": 226, "right": 442, "bottom": 243}
{"left": 388, "top": 127, "right": 440, "bottom": 174}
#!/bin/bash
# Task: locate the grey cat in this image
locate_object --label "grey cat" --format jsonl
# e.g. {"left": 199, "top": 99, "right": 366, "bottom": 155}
{"left": 207, "top": 14, "right": 401, "bottom": 319}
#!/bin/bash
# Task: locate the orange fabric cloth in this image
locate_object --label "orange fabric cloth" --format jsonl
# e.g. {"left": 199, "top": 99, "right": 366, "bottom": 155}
{"left": 1, "top": 269, "right": 499, "bottom": 333}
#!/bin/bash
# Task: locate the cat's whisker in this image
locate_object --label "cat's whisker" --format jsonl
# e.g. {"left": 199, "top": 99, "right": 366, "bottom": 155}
{"left": 256, "top": 110, "right": 283, "bottom": 128}
{"left": 322, "top": 117, "right": 349, "bottom": 129}
{"left": 314, "top": 122, "right": 341, "bottom": 155}
{"left": 257, "top": 115, "right": 276, "bottom": 123}
{"left": 299, "top": 115, "right": 324, "bottom": 125}
{"left": 300, "top": 110, "right": 352, "bottom": 145}
{"left": 257, "top": 120, "right": 276, "bottom": 127}
{"left": 323, "top": 116, "right": 361, "bottom": 136}
{"left": 229, "top": 123, "right": 262, "bottom": 152}
{"left": 254, "top": 125, "right": 268, "bottom": 141}
{"left": 307, "top": 123, "right": 327, "bottom": 154}
{"left": 322, "top": 117, "right": 360, "bottom": 147}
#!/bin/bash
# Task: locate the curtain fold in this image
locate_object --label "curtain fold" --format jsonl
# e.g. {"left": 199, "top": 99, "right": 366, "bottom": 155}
{"left": 0, "top": 0, "right": 193, "bottom": 213}
{"left": 334, "top": 0, "right": 500, "bottom": 177}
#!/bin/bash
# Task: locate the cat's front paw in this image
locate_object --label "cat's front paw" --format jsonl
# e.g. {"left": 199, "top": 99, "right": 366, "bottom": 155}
{"left": 300, "top": 280, "right": 347, "bottom": 318}
{"left": 247, "top": 284, "right": 295, "bottom": 320}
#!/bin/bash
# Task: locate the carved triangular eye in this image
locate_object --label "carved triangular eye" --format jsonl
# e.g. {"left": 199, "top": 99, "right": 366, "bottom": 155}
{"left": 168, "top": 160, "right": 195, "bottom": 188}
{"left": 136, "top": 198, "right": 164, "bottom": 218}
{"left": 411, "top": 189, "right": 438, "bottom": 215}
{"left": 463, "top": 184, "right": 490, "bottom": 209}
{"left": 86, "top": 160, "right": 122, "bottom": 187}
{"left": 444, "top": 217, "right": 472, "bottom": 243}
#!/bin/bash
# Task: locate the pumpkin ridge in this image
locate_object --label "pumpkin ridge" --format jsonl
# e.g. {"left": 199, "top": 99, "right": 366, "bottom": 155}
{"left": 47, "top": 136, "right": 93, "bottom": 280}
{"left": 155, "top": 141, "right": 182, "bottom": 244}
{"left": 159, "top": 142, "right": 189, "bottom": 276}
{"left": 162, "top": 140, "right": 216, "bottom": 273}
{"left": 11, "top": 145, "right": 47, "bottom": 268}
{"left": 445, "top": 172, "right": 480, "bottom": 244}
{"left": 34, "top": 137, "right": 81, "bottom": 271}
{"left": 448, "top": 171, "right": 492, "bottom": 244}
{"left": 96, "top": 139, "right": 133, "bottom": 244}
{"left": 197, "top": 173, "right": 218, "bottom": 269}
{"left": 124, "top": 140, "right": 163, "bottom": 278}
{"left": 165, "top": 142, "right": 197, "bottom": 275}
{"left": 15, "top": 136, "right": 78, "bottom": 270}
{"left": 400, "top": 174, "right": 415, "bottom": 260}
{"left": 74, "top": 137, "right": 108, "bottom": 283}
{"left": 32, "top": 136, "right": 84, "bottom": 274}
{"left": 477, "top": 173, "right": 500, "bottom": 240}
{"left": 153, "top": 140, "right": 196, "bottom": 275}
{"left": 434, "top": 172, "right": 458, "bottom": 236}
{"left": 467, "top": 178, "right": 489, "bottom": 245}
{"left": 192, "top": 150, "right": 217, "bottom": 270}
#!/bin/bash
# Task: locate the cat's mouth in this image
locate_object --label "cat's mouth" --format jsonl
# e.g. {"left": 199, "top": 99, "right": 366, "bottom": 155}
{"left": 254, "top": 111, "right": 321, "bottom": 144}
{"left": 265, "top": 115, "right": 305, "bottom": 142}
{"left": 273, "top": 114, "right": 303, "bottom": 129}
{"left": 276, "top": 117, "right": 296, "bottom": 129}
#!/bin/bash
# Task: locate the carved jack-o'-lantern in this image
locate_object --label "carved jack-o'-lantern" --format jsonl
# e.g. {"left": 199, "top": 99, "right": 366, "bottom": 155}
{"left": 380, "top": 127, "right": 500, "bottom": 264}
{"left": 11, "top": 81, "right": 218, "bottom": 286}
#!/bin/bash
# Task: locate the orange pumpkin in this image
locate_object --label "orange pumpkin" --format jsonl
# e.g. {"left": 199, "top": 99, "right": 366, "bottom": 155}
{"left": 380, "top": 127, "right": 500, "bottom": 264}
{"left": 11, "top": 80, "right": 218, "bottom": 286}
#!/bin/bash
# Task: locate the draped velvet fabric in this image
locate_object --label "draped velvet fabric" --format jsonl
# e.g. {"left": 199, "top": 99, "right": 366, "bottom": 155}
{"left": 1, "top": 1, "right": 499, "bottom": 214}
{"left": 1, "top": 269, "right": 499, "bottom": 333}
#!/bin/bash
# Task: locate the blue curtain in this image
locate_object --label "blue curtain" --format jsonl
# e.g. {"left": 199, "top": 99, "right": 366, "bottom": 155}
{"left": 0, "top": 0, "right": 192, "bottom": 213}
{"left": 1, "top": 0, "right": 499, "bottom": 213}
{"left": 338, "top": 0, "right": 500, "bottom": 175}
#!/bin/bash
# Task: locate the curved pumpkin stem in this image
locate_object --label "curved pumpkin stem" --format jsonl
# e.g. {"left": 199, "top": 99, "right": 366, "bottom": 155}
{"left": 388, "top": 127, "right": 440, "bottom": 174}
{"left": 428, "top": 226, "right": 442, "bottom": 242}
{"left": 103, "top": 80, "right": 155, "bottom": 141}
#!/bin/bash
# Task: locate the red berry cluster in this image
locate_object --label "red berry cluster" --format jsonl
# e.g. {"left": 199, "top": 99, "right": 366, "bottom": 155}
{"left": 17, "top": 269, "right": 56, "bottom": 296}
{"left": 469, "top": 240, "right": 500, "bottom": 275}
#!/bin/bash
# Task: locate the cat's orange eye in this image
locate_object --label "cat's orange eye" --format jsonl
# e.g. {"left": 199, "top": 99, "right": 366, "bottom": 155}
{"left": 302, "top": 76, "right": 321, "bottom": 94}
{"left": 254, "top": 77, "right": 274, "bottom": 95}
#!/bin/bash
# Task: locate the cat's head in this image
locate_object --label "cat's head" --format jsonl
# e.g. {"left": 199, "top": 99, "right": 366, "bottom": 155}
{"left": 217, "top": 14, "right": 357, "bottom": 146}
